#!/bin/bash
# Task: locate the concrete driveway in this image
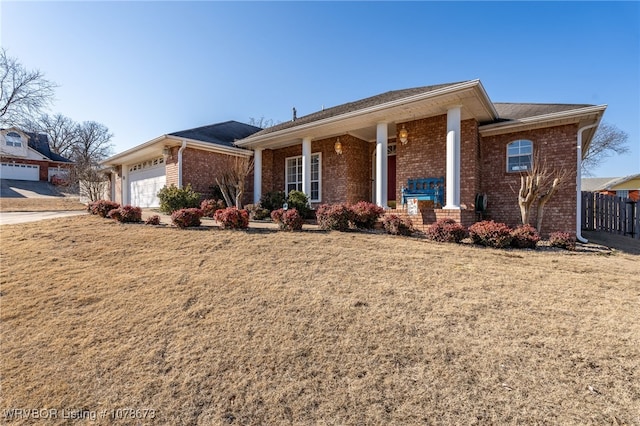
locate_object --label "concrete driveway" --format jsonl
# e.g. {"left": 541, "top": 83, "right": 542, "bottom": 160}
{"left": 0, "top": 210, "right": 86, "bottom": 225}
{"left": 0, "top": 179, "right": 64, "bottom": 198}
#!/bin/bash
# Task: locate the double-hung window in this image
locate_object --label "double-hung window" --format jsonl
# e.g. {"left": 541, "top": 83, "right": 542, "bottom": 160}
{"left": 506, "top": 140, "right": 533, "bottom": 172}
{"left": 5, "top": 132, "right": 22, "bottom": 147}
{"left": 285, "top": 153, "right": 321, "bottom": 202}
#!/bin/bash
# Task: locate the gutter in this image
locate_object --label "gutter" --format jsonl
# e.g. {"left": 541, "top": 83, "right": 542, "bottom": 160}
{"left": 576, "top": 122, "right": 602, "bottom": 243}
{"left": 177, "top": 140, "right": 187, "bottom": 188}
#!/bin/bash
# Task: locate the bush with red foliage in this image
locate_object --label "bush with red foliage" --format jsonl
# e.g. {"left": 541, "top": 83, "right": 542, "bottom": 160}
{"left": 214, "top": 207, "right": 249, "bottom": 230}
{"left": 145, "top": 215, "right": 161, "bottom": 225}
{"left": 382, "top": 214, "right": 414, "bottom": 236}
{"left": 549, "top": 231, "right": 576, "bottom": 250}
{"left": 510, "top": 225, "right": 540, "bottom": 249}
{"left": 350, "top": 201, "right": 385, "bottom": 229}
{"left": 88, "top": 200, "right": 120, "bottom": 218}
{"left": 171, "top": 208, "right": 203, "bottom": 228}
{"left": 107, "top": 205, "right": 142, "bottom": 223}
{"left": 316, "top": 204, "right": 354, "bottom": 231}
{"left": 425, "top": 218, "right": 467, "bottom": 243}
{"left": 200, "top": 199, "right": 226, "bottom": 218}
{"left": 468, "top": 220, "right": 513, "bottom": 248}
{"left": 271, "top": 208, "right": 304, "bottom": 231}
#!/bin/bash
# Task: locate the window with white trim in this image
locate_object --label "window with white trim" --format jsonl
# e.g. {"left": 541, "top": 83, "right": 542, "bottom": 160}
{"left": 5, "top": 132, "right": 22, "bottom": 147}
{"left": 617, "top": 190, "right": 629, "bottom": 199}
{"left": 506, "top": 139, "right": 533, "bottom": 172}
{"left": 286, "top": 153, "right": 321, "bottom": 202}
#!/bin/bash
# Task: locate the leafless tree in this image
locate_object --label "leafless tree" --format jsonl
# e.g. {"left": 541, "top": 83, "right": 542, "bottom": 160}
{"left": 71, "top": 121, "right": 114, "bottom": 167}
{"left": 78, "top": 166, "right": 109, "bottom": 203}
{"left": 0, "top": 49, "right": 56, "bottom": 127}
{"left": 22, "top": 113, "right": 78, "bottom": 158}
{"left": 215, "top": 156, "right": 254, "bottom": 208}
{"left": 582, "top": 122, "right": 629, "bottom": 175}
{"left": 248, "top": 117, "right": 276, "bottom": 128}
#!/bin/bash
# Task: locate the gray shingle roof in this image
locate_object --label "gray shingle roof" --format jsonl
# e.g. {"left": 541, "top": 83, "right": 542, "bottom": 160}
{"left": 26, "top": 132, "right": 72, "bottom": 163}
{"left": 583, "top": 174, "right": 640, "bottom": 191}
{"left": 250, "top": 82, "right": 469, "bottom": 137}
{"left": 494, "top": 103, "right": 593, "bottom": 120}
{"left": 169, "top": 120, "right": 262, "bottom": 147}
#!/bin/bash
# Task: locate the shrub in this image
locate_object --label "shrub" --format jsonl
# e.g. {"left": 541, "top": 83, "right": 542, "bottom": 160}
{"left": 425, "top": 218, "right": 466, "bottom": 243}
{"left": 89, "top": 200, "right": 120, "bottom": 218}
{"left": 549, "top": 231, "right": 576, "bottom": 250}
{"left": 200, "top": 199, "right": 225, "bottom": 218}
{"left": 107, "top": 205, "right": 142, "bottom": 223}
{"left": 158, "top": 184, "right": 201, "bottom": 214}
{"left": 171, "top": 208, "right": 203, "bottom": 228}
{"left": 316, "top": 204, "right": 354, "bottom": 231}
{"left": 382, "top": 214, "right": 414, "bottom": 236}
{"left": 351, "top": 201, "right": 384, "bottom": 229}
{"left": 287, "top": 190, "right": 311, "bottom": 219}
{"left": 145, "top": 215, "right": 161, "bottom": 225}
{"left": 214, "top": 207, "right": 249, "bottom": 230}
{"left": 245, "top": 204, "right": 271, "bottom": 221}
{"left": 271, "top": 208, "right": 304, "bottom": 231}
{"left": 510, "top": 224, "right": 540, "bottom": 249}
{"left": 260, "top": 191, "right": 287, "bottom": 212}
{"left": 468, "top": 220, "right": 513, "bottom": 248}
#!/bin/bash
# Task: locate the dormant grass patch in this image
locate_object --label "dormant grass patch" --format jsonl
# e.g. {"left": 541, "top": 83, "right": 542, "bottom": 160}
{"left": 1, "top": 215, "right": 638, "bottom": 425}
{"left": 0, "top": 197, "right": 85, "bottom": 212}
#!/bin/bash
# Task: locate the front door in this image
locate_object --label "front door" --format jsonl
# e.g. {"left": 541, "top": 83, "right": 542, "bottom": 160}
{"left": 387, "top": 155, "right": 396, "bottom": 203}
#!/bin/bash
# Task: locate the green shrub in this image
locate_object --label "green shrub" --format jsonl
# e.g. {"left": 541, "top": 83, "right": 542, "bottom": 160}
{"left": 382, "top": 214, "right": 414, "bottom": 236}
{"left": 214, "top": 207, "right": 249, "bottom": 230}
{"left": 260, "top": 191, "right": 287, "bottom": 212}
{"left": 107, "top": 205, "right": 142, "bottom": 223}
{"left": 271, "top": 208, "right": 304, "bottom": 231}
{"left": 158, "top": 184, "right": 201, "bottom": 214}
{"left": 510, "top": 225, "right": 540, "bottom": 249}
{"left": 350, "top": 201, "right": 384, "bottom": 229}
{"left": 549, "top": 231, "right": 576, "bottom": 250}
{"left": 171, "top": 208, "right": 203, "bottom": 228}
{"left": 425, "top": 218, "right": 466, "bottom": 243}
{"left": 468, "top": 220, "right": 513, "bottom": 248}
{"left": 200, "top": 199, "right": 225, "bottom": 218}
{"left": 316, "top": 204, "right": 354, "bottom": 231}
{"left": 287, "top": 190, "right": 311, "bottom": 219}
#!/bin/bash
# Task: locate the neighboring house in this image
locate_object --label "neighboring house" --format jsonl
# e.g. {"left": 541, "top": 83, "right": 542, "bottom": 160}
{"left": 101, "top": 121, "right": 261, "bottom": 208}
{"left": 0, "top": 128, "right": 73, "bottom": 182}
{"left": 582, "top": 174, "right": 640, "bottom": 201}
{"left": 235, "top": 80, "right": 606, "bottom": 236}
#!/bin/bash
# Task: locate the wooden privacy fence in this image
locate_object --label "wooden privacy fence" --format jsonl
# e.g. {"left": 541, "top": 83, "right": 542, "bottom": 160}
{"left": 582, "top": 191, "right": 640, "bottom": 239}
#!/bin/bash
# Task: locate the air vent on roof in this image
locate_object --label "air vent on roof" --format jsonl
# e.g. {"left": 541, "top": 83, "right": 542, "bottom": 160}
{"left": 292, "top": 107, "right": 297, "bottom": 121}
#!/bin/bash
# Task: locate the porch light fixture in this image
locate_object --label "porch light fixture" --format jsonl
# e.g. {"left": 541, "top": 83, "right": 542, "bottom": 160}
{"left": 334, "top": 137, "right": 343, "bottom": 155}
{"left": 162, "top": 146, "right": 170, "bottom": 157}
{"left": 399, "top": 125, "right": 409, "bottom": 145}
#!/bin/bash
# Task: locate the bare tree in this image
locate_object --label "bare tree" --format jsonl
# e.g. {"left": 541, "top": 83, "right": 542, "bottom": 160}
{"left": 248, "top": 117, "right": 276, "bottom": 128}
{"left": 582, "top": 122, "right": 629, "bottom": 175}
{"left": 22, "top": 113, "right": 78, "bottom": 158}
{"left": 71, "top": 121, "right": 114, "bottom": 167}
{"left": 215, "top": 156, "right": 254, "bottom": 208}
{"left": 78, "top": 167, "right": 109, "bottom": 203}
{"left": 518, "top": 156, "right": 571, "bottom": 233}
{"left": 0, "top": 49, "right": 56, "bottom": 127}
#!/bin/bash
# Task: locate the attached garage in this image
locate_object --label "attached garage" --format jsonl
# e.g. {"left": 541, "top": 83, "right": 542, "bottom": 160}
{"left": 0, "top": 162, "right": 40, "bottom": 181}
{"left": 128, "top": 159, "right": 166, "bottom": 208}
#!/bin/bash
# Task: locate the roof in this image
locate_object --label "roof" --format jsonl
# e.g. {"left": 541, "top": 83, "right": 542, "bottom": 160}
{"left": 24, "top": 132, "right": 73, "bottom": 163}
{"left": 169, "top": 120, "right": 262, "bottom": 148}
{"left": 493, "top": 103, "right": 594, "bottom": 121}
{"left": 249, "top": 82, "right": 468, "bottom": 138}
{"left": 583, "top": 174, "right": 640, "bottom": 191}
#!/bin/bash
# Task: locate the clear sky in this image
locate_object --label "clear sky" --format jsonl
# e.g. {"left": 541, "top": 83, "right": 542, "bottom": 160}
{"left": 1, "top": 1, "right": 638, "bottom": 177}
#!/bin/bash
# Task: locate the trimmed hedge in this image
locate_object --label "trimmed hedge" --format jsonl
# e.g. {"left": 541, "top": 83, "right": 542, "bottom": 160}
{"left": 171, "top": 208, "right": 203, "bottom": 228}
{"left": 145, "top": 215, "right": 161, "bottom": 225}
{"left": 88, "top": 200, "right": 120, "bottom": 218}
{"left": 271, "top": 208, "right": 304, "bottom": 231}
{"left": 382, "top": 214, "right": 413, "bottom": 236}
{"left": 158, "top": 184, "right": 201, "bottom": 214}
{"left": 351, "top": 201, "right": 384, "bottom": 229}
{"left": 316, "top": 204, "right": 354, "bottom": 231}
{"left": 200, "top": 199, "right": 225, "bottom": 218}
{"left": 549, "top": 231, "right": 576, "bottom": 250}
{"left": 468, "top": 220, "right": 513, "bottom": 248}
{"left": 214, "top": 207, "right": 249, "bottom": 230}
{"left": 107, "top": 205, "right": 142, "bottom": 223}
{"left": 425, "top": 218, "right": 466, "bottom": 243}
{"left": 510, "top": 225, "right": 540, "bottom": 249}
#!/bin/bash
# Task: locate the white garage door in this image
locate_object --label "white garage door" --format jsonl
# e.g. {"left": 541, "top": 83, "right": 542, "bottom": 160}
{"left": 129, "top": 164, "right": 166, "bottom": 208}
{"left": 1, "top": 162, "right": 40, "bottom": 181}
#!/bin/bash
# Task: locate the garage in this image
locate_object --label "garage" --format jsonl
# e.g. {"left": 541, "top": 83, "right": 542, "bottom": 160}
{"left": 1, "top": 162, "right": 40, "bottom": 181}
{"left": 128, "top": 161, "right": 166, "bottom": 208}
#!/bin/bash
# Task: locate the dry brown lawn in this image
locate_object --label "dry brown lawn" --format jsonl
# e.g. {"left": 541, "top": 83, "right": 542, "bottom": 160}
{"left": 1, "top": 216, "right": 638, "bottom": 425}
{"left": 0, "top": 197, "right": 85, "bottom": 212}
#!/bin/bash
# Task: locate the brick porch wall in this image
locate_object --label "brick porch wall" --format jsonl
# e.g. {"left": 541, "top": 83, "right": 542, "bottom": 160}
{"left": 480, "top": 123, "right": 578, "bottom": 236}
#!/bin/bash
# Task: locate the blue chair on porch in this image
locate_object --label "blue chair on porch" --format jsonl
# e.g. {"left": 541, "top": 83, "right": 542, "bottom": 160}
{"left": 401, "top": 177, "right": 445, "bottom": 207}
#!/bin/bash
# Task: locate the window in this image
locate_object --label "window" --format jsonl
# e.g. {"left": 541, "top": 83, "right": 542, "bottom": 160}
{"left": 286, "top": 153, "right": 321, "bottom": 202}
{"left": 507, "top": 140, "right": 532, "bottom": 172}
{"left": 5, "top": 132, "right": 22, "bottom": 147}
{"left": 617, "top": 190, "right": 629, "bottom": 199}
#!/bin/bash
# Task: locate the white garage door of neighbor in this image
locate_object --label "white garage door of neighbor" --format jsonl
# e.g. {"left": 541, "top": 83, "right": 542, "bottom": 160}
{"left": 1, "top": 162, "right": 40, "bottom": 181}
{"left": 129, "top": 165, "right": 166, "bottom": 208}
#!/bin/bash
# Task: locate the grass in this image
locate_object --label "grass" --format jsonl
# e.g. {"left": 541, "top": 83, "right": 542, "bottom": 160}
{"left": 1, "top": 215, "right": 638, "bottom": 425}
{"left": 0, "top": 196, "right": 86, "bottom": 212}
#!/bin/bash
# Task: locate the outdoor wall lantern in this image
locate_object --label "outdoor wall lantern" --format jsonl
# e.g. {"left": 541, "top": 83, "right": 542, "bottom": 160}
{"left": 399, "top": 125, "right": 409, "bottom": 145}
{"left": 162, "top": 146, "right": 171, "bottom": 157}
{"left": 334, "top": 137, "right": 343, "bottom": 155}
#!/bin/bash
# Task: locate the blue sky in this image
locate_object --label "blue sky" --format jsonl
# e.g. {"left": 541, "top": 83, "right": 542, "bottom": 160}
{"left": 1, "top": 1, "right": 638, "bottom": 177}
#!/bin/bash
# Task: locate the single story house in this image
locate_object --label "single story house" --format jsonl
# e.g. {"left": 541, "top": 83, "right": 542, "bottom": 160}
{"left": 582, "top": 174, "right": 640, "bottom": 201}
{"left": 104, "top": 79, "right": 606, "bottom": 236}
{"left": 102, "top": 121, "right": 261, "bottom": 208}
{"left": 0, "top": 128, "right": 73, "bottom": 181}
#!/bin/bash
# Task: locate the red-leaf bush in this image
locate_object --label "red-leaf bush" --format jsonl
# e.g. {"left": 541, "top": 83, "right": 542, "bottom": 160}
{"left": 350, "top": 201, "right": 385, "bottom": 229}
{"left": 425, "top": 218, "right": 467, "bottom": 243}
{"left": 271, "top": 208, "right": 304, "bottom": 231}
{"left": 382, "top": 214, "right": 414, "bottom": 236}
{"left": 107, "top": 205, "right": 142, "bottom": 223}
{"left": 88, "top": 200, "right": 120, "bottom": 218}
{"left": 468, "top": 220, "right": 513, "bottom": 248}
{"left": 549, "top": 231, "right": 576, "bottom": 250}
{"left": 316, "top": 204, "right": 354, "bottom": 231}
{"left": 200, "top": 199, "right": 225, "bottom": 218}
{"left": 145, "top": 215, "right": 161, "bottom": 225}
{"left": 510, "top": 224, "right": 540, "bottom": 249}
{"left": 171, "top": 208, "right": 203, "bottom": 228}
{"left": 214, "top": 207, "right": 249, "bottom": 230}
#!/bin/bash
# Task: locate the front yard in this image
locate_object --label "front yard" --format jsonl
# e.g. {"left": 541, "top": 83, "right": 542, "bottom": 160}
{"left": 0, "top": 215, "right": 638, "bottom": 425}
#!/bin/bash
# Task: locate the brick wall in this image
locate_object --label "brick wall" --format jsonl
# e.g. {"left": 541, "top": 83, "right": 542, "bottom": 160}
{"left": 480, "top": 124, "right": 578, "bottom": 236}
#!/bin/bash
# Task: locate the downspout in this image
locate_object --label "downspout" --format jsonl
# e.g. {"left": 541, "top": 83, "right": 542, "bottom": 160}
{"left": 576, "top": 123, "right": 599, "bottom": 243}
{"left": 177, "top": 140, "right": 187, "bottom": 189}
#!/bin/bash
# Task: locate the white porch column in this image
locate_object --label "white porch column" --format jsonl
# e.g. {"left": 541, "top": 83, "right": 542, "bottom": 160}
{"left": 253, "top": 148, "right": 263, "bottom": 204}
{"left": 444, "top": 106, "right": 461, "bottom": 209}
{"left": 301, "top": 137, "right": 312, "bottom": 201}
{"left": 376, "top": 122, "right": 388, "bottom": 208}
